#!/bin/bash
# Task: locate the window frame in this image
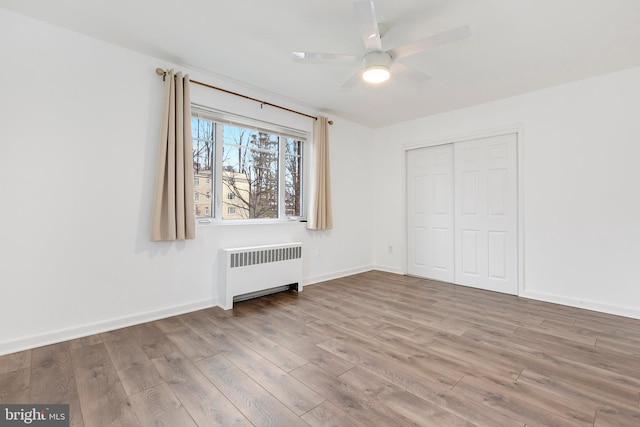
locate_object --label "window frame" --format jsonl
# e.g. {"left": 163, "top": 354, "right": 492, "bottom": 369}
{"left": 192, "top": 104, "right": 308, "bottom": 225}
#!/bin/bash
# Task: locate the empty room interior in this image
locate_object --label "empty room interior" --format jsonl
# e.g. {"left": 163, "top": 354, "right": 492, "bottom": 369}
{"left": 1, "top": 0, "right": 640, "bottom": 425}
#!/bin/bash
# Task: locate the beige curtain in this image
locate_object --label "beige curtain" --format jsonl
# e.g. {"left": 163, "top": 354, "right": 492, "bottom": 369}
{"left": 307, "top": 116, "right": 333, "bottom": 230}
{"left": 151, "top": 70, "right": 196, "bottom": 241}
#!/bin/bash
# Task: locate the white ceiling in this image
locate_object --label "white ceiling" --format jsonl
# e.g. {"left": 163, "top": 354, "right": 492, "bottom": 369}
{"left": 3, "top": 0, "right": 640, "bottom": 128}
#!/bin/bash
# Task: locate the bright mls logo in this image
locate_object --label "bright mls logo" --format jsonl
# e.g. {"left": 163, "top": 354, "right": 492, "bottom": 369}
{"left": 0, "top": 405, "right": 69, "bottom": 427}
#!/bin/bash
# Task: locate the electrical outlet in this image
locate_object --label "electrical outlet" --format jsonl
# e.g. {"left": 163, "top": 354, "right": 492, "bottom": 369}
{"left": 388, "top": 245, "right": 393, "bottom": 253}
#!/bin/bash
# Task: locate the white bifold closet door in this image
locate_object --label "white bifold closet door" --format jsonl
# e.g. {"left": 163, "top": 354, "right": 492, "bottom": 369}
{"left": 407, "top": 144, "right": 455, "bottom": 282}
{"left": 407, "top": 133, "right": 518, "bottom": 295}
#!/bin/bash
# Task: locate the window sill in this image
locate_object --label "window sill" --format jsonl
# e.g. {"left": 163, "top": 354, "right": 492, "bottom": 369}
{"left": 196, "top": 218, "right": 307, "bottom": 227}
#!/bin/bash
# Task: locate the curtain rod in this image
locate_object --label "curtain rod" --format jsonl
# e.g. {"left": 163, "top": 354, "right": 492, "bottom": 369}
{"left": 156, "top": 68, "right": 333, "bottom": 125}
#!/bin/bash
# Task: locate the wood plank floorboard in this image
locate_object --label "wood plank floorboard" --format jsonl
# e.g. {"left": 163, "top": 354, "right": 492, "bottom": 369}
{"left": 0, "top": 367, "right": 30, "bottom": 404}
{"left": 211, "top": 319, "right": 310, "bottom": 373}
{"left": 2, "top": 270, "right": 640, "bottom": 426}
{"left": 338, "top": 367, "right": 523, "bottom": 427}
{"left": 100, "top": 329, "right": 165, "bottom": 396}
{"left": 70, "top": 343, "right": 141, "bottom": 427}
{"left": 129, "top": 382, "right": 198, "bottom": 427}
{"left": 195, "top": 354, "right": 304, "bottom": 426}
{"left": 29, "top": 343, "right": 84, "bottom": 427}
{"left": 151, "top": 351, "right": 251, "bottom": 426}
{"left": 0, "top": 350, "right": 31, "bottom": 375}
{"left": 300, "top": 401, "right": 361, "bottom": 427}
{"left": 128, "top": 322, "right": 180, "bottom": 360}
{"left": 290, "top": 362, "right": 415, "bottom": 426}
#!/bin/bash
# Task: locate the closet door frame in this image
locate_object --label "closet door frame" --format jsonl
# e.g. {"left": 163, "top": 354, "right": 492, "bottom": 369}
{"left": 403, "top": 125, "right": 525, "bottom": 296}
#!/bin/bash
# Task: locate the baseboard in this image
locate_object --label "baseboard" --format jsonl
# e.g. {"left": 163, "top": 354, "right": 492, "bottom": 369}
{"left": 0, "top": 297, "right": 218, "bottom": 357}
{"left": 520, "top": 290, "right": 640, "bottom": 320}
{"left": 303, "top": 265, "right": 374, "bottom": 286}
{"left": 372, "top": 264, "right": 405, "bottom": 275}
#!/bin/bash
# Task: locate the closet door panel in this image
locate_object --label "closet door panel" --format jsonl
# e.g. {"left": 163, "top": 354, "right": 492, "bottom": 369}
{"left": 454, "top": 134, "right": 518, "bottom": 294}
{"left": 406, "top": 145, "right": 454, "bottom": 282}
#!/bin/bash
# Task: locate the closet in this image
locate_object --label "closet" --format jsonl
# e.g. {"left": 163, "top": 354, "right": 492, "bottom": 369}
{"left": 406, "top": 133, "right": 518, "bottom": 294}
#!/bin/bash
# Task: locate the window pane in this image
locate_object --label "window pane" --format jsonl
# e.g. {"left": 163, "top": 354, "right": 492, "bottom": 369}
{"left": 285, "top": 138, "right": 303, "bottom": 217}
{"left": 222, "top": 125, "right": 279, "bottom": 219}
{"left": 192, "top": 118, "right": 215, "bottom": 217}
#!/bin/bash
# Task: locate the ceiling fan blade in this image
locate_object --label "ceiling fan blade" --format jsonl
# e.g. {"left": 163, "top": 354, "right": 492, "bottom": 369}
{"left": 292, "top": 51, "right": 360, "bottom": 62}
{"left": 341, "top": 69, "right": 364, "bottom": 89}
{"left": 388, "top": 25, "right": 471, "bottom": 60}
{"left": 353, "top": 0, "right": 382, "bottom": 52}
{"left": 391, "top": 62, "right": 431, "bottom": 84}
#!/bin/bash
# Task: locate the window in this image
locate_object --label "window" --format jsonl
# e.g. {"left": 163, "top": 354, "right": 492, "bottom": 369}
{"left": 192, "top": 108, "right": 306, "bottom": 221}
{"left": 284, "top": 138, "right": 303, "bottom": 217}
{"left": 193, "top": 116, "right": 215, "bottom": 218}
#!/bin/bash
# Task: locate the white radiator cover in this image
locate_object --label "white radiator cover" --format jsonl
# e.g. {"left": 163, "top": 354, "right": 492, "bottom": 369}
{"left": 218, "top": 242, "right": 303, "bottom": 309}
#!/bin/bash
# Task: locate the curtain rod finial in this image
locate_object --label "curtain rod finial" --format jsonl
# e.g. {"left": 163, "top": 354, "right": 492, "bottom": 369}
{"left": 155, "top": 68, "right": 166, "bottom": 76}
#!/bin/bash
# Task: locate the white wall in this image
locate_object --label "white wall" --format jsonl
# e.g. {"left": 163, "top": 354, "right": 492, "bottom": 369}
{"left": 373, "top": 66, "right": 640, "bottom": 319}
{"left": 0, "top": 9, "right": 374, "bottom": 355}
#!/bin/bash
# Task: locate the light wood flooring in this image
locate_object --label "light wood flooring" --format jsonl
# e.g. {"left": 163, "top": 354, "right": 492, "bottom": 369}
{"left": 1, "top": 271, "right": 640, "bottom": 426}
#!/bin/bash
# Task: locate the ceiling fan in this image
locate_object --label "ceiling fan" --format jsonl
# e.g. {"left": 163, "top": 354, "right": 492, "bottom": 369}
{"left": 293, "top": 0, "right": 471, "bottom": 87}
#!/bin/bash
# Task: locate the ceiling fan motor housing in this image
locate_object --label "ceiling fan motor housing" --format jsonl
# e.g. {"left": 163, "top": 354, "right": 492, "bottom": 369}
{"left": 363, "top": 51, "right": 392, "bottom": 69}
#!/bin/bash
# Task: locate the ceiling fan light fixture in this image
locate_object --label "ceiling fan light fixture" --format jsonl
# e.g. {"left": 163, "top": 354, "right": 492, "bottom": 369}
{"left": 362, "top": 51, "right": 392, "bottom": 84}
{"left": 362, "top": 65, "right": 390, "bottom": 83}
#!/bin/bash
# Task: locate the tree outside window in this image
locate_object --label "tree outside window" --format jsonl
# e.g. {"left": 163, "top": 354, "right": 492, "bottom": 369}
{"left": 191, "top": 115, "right": 304, "bottom": 221}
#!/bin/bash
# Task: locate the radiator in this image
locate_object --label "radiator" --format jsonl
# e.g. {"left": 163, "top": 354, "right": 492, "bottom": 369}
{"left": 218, "top": 242, "right": 303, "bottom": 309}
